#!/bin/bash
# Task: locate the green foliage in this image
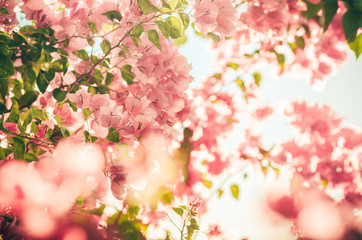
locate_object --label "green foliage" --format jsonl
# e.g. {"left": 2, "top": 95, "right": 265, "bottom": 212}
{"left": 172, "top": 207, "right": 184, "bottom": 217}
{"left": 230, "top": 184, "right": 240, "bottom": 199}
{"left": 179, "top": 13, "right": 190, "bottom": 29}
{"left": 73, "top": 50, "right": 90, "bottom": 61}
{"left": 61, "top": 126, "right": 70, "bottom": 138}
{"left": 302, "top": 0, "right": 322, "bottom": 20}
{"left": 165, "top": 16, "right": 184, "bottom": 39}
{"left": 52, "top": 88, "right": 67, "bottom": 102}
{"left": 342, "top": 9, "right": 362, "bottom": 42}
{"left": 121, "top": 65, "right": 135, "bottom": 85}
{"left": 147, "top": 30, "right": 162, "bottom": 51}
{"left": 253, "top": 72, "right": 262, "bottom": 87}
{"left": 19, "top": 90, "right": 39, "bottom": 109}
{"left": 0, "top": 78, "right": 8, "bottom": 100}
{"left": 13, "top": 137, "right": 25, "bottom": 160}
{"left": 105, "top": 72, "right": 115, "bottom": 85}
{"left": 274, "top": 52, "right": 285, "bottom": 72}
{"left": 101, "top": 40, "right": 111, "bottom": 54}
{"left": 107, "top": 127, "right": 120, "bottom": 143}
{"left": 102, "top": 10, "right": 123, "bottom": 22}
{"left": 7, "top": 99, "right": 19, "bottom": 123}
{"left": 322, "top": 0, "right": 338, "bottom": 31}
{"left": 24, "top": 153, "right": 38, "bottom": 162}
{"left": 88, "top": 22, "right": 98, "bottom": 34}
{"left": 131, "top": 25, "right": 144, "bottom": 38}
{"left": 0, "top": 53, "right": 14, "bottom": 78}
{"left": 226, "top": 62, "right": 239, "bottom": 71}
{"left": 37, "top": 70, "right": 52, "bottom": 93}
{"left": 0, "top": 8, "right": 9, "bottom": 15}
{"left": 137, "top": 0, "right": 160, "bottom": 14}
{"left": 348, "top": 33, "right": 362, "bottom": 58}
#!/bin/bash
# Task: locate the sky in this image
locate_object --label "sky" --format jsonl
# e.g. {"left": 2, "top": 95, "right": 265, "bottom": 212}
{"left": 178, "top": 31, "right": 362, "bottom": 240}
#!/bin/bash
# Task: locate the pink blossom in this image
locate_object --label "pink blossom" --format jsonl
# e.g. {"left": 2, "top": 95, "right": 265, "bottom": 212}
{"left": 193, "top": 0, "right": 237, "bottom": 36}
{"left": 253, "top": 105, "right": 274, "bottom": 121}
{"left": 209, "top": 224, "right": 222, "bottom": 237}
{"left": 67, "top": 89, "right": 91, "bottom": 109}
{"left": 3, "top": 122, "right": 18, "bottom": 132}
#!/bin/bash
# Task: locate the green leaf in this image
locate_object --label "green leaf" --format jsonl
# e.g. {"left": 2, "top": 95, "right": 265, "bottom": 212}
{"left": 52, "top": 88, "right": 67, "bottom": 102}
{"left": 322, "top": 0, "right": 338, "bottom": 31}
{"left": 147, "top": 30, "right": 162, "bottom": 51}
{"left": 61, "top": 126, "right": 70, "bottom": 138}
{"left": 189, "top": 218, "right": 200, "bottom": 230}
{"left": 348, "top": 33, "right": 362, "bottom": 58}
{"left": 24, "top": 153, "right": 38, "bottom": 162}
{"left": 84, "top": 130, "right": 98, "bottom": 143}
{"left": 0, "top": 147, "right": 5, "bottom": 160}
{"left": 105, "top": 72, "right": 114, "bottom": 85}
{"left": 36, "top": 70, "right": 50, "bottom": 93}
{"left": 23, "top": 111, "right": 32, "bottom": 127}
{"left": 6, "top": 99, "right": 19, "bottom": 123}
{"left": 88, "top": 22, "right": 98, "bottom": 34}
{"left": 0, "top": 78, "right": 8, "bottom": 100}
{"left": 22, "top": 66, "right": 37, "bottom": 90}
{"left": 172, "top": 207, "right": 184, "bottom": 217}
{"left": 226, "top": 62, "right": 239, "bottom": 71}
{"left": 49, "top": 60, "right": 64, "bottom": 72}
{"left": 30, "top": 121, "right": 38, "bottom": 133}
{"left": 275, "top": 52, "right": 285, "bottom": 72}
{"left": 92, "top": 69, "right": 104, "bottom": 86}
{"left": 179, "top": 13, "right": 190, "bottom": 29}
{"left": 19, "top": 90, "right": 39, "bottom": 109}
{"left": 295, "top": 36, "right": 305, "bottom": 49}
{"left": 76, "top": 197, "right": 84, "bottom": 207}
{"left": 0, "top": 42, "right": 9, "bottom": 55}
{"left": 0, "top": 102, "right": 8, "bottom": 114}
{"left": 204, "top": 178, "right": 213, "bottom": 188}
{"left": 161, "top": 190, "right": 173, "bottom": 204}
{"left": 31, "top": 107, "right": 47, "bottom": 121}
{"left": 217, "top": 189, "right": 224, "bottom": 198}
{"left": 84, "top": 204, "right": 106, "bottom": 216}
{"left": 301, "top": 1, "right": 322, "bottom": 20}
{"left": 49, "top": 125, "right": 63, "bottom": 145}
{"left": 174, "top": 35, "right": 187, "bottom": 45}
{"left": 165, "top": 16, "right": 184, "bottom": 39}
{"left": 73, "top": 50, "right": 89, "bottom": 61}
{"left": 342, "top": 9, "right": 362, "bottom": 41}
{"left": 100, "top": 40, "right": 111, "bottom": 54}
{"left": 0, "top": 31, "right": 10, "bottom": 43}
{"left": 13, "top": 137, "right": 25, "bottom": 160}
{"left": 121, "top": 64, "right": 135, "bottom": 85}
{"left": 0, "top": 53, "right": 14, "bottom": 78}
{"left": 11, "top": 79, "right": 22, "bottom": 99}
{"left": 0, "top": 8, "right": 9, "bottom": 15}
{"left": 230, "top": 184, "right": 239, "bottom": 199}
{"left": 106, "top": 127, "right": 119, "bottom": 143}
{"left": 161, "top": 0, "right": 171, "bottom": 10}
{"left": 102, "top": 10, "right": 123, "bottom": 21}
{"left": 130, "top": 25, "right": 144, "bottom": 38}
{"left": 156, "top": 20, "right": 170, "bottom": 39}
{"left": 166, "top": 0, "right": 179, "bottom": 10}
{"left": 137, "top": 0, "right": 160, "bottom": 14}
{"left": 91, "top": 55, "right": 98, "bottom": 64}
{"left": 253, "top": 72, "right": 262, "bottom": 86}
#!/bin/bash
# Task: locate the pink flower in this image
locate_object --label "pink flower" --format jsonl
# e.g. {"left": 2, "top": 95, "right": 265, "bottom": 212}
{"left": 193, "top": 0, "right": 237, "bottom": 36}
{"left": 253, "top": 105, "right": 274, "bottom": 121}
{"left": 3, "top": 122, "right": 18, "bottom": 132}
{"left": 67, "top": 89, "right": 91, "bottom": 110}
{"left": 209, "top": 224, "right": 222, "bottom": 237}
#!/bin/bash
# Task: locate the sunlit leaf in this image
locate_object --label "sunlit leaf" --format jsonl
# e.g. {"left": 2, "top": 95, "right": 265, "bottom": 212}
{"left": 230, "top": 184, "right": 239, "bottom": 199}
